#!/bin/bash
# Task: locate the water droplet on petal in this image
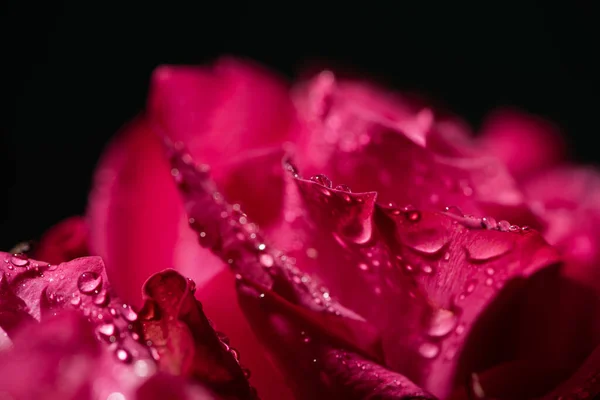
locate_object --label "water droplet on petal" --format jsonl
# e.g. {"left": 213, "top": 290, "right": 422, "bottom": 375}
{"left": 121, "top": 304, "right": 138, "bottom": 322}
{"left": 335, "top": 184, "right": 351, "bottom": 192}
{"left": 70, "top": 294, "right": 81, "bottom": 306}
{"left": 77, "top": 272, "right": 103, "bottom": 294}
{"left": 259, "top": 253, "right": 274, "bottom": 267}
{"left": 406, "top": 210, "right": 421, "bottom": 222}
{"left": 93, "top": 291, "right": 110, "bottom": 306}
{"left": 485, "top": 278, "right": 494, "bottom": 286}
{"left": 358, "top": 263, "right": 369, "bottom": 271}
{"left": 419, "top": 342, "right": 440, "bottom": 359}
{"left": 115, "top": 348, "right": 132, "bottom": 363}
{"left": 310, "top": 174, "right": 332, "bottom": 188}
{"left": 444, "top": 206, "right": 464, "bottom": 217}
{"left": 485, "top": 267, "right": 495, "bottom": 276}
{"left": 497, "top": 220, "right": 511, "bottom": 232}
{"left": 428, "top": 309, "right": 458, "bottom": 338}
{"left": 465, "top": 237, "right": 513, "bottom": 262}
{"left": 481, "top": 217, "right": 498, "bottom": 230}
{"left": 97, "top": 323, "right": 117, "bottom": 338}
{"left": 10, "top": 254, "right": 29, "bottom": 268}
{"left": 404, "top": 228, "right": 448, "bottom": 256}
{"left": 455, "top": 324, "right": 465, "bottom": 335}
{"left": 421, "top": 265, "right": 433, "bottom": 274}
{"left": 465, "top": 280, "right": 477, "bottom": 293}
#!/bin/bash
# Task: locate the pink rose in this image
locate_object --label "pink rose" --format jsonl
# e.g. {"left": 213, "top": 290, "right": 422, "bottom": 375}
{"left": 2, "top": 58, "right": 599, "bottom": 399}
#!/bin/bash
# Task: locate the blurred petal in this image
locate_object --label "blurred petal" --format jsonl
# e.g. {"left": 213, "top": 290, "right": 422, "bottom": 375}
{"left": 88, "top": 117, "right": 220, "bottom": 308}
{"left": 148, "top": 58, "right": 296, "bottom": 228}
{"left": 291, "top": 72, "right": 538, "bottom": 227}
{"left": 236, "top": 281, "right": 435, "bottom": 399}
{"left": 33, "top": 216, "right": 89, "bottom": 264}
{"left": 541, "top": 344, "right": 600, "bottom": 400}
{"left": 273, "top": 163, "right": 561, "bottom": 397}
{"left": 136, "top": 373, "right": 223, "bottom": 400}
{"left": 139, "top": 269, "right": 256, "bottom": 399}
{"left": 478, "top": 108, "right": 567, "bottom": 180}
{"left": 515, "top": 167, "right": 600, "bottom": 373}
{"left": 0, "top": 252, "right": 156, "bottom": 398}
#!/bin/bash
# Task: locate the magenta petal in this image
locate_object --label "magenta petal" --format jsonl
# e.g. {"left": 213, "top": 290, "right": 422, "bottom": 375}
{"left": 478, "top": 108, "right": 566, "bottom": 180}
{"left": 378, "top": 210, "right": 560, "bottom": 397}
{"left": 148, "top": 59, "right": 296, "bottom": 229}
{"left": 88, "top": 118, "right": 222, "bottom": 308}
{"left": 236, "top": 282, "right": 435, "bottom": 399}
{"left": 291, "top": 72, "right": 537, "bottom": 227}
{"left": 139, "top": 269, "right": 257, "bottom": 399}
{"left": 0, "top": 309, "right": 153, "bottom": 399}
{"left": 541, "top": 345, "right": 600, "bottom": 399}
{"left": 136, "top": 373, "right": 224, "bottom": 400}
{"left": 273, "top": 162, "right": 561, "bottom": 397}
{"left": 166, "top": 143, "right": 381, "bottom": 360}
{"left": 33, "top": 216, "right": 89, "bottom": 264}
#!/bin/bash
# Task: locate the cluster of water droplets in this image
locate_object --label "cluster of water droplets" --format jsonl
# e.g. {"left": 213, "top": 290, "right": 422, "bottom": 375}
{"left": 2, "top": 252, "right": 157, "bottom": 372}
{"left": 170, "top": 150, "right": 345, "bottom": 319}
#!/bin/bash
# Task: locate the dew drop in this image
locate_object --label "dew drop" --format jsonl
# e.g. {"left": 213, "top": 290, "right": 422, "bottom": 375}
{"left": 455, "top": 324, "right": 465, "bottom": 335}
{"left": 404, "top": 229, "right": 448, "bottom": 256}
{"left": 97, "top": 323, "right": 117, "bottom": 337}
{"left": 93, "top": 291, "right": 110, "bottom": 306}
{"left": 77, "top": 272, "right": 103, "bottom": 294}
{"left": 284, "top": 161, "right": 299, "bottom": 176}
{"left": 418, "top": 342, "right": 440, "bottom": 359}
{"left": 465, "top": 238, "right": 513, "bottom": 262}
{"left": 485, "top": 278, "right": 494, "bottom": 286}
{"left": 444, "top": 206, "right": 464, "bottom": 217}
{"left": 406, "top": 210, "right": 421, "bottom": 222}
{"left": 443, "top": 252, "right": 450, "bottom": 261}
{"left": 70, "top": 294, "right": 81, "bottom": 306}
{"left": 421, "top": 265, "right": 433, "bottom": 274}
{"left": 259, "top": 254, "right": 274, "bottom": 267}
{"left": 10, "top": 254, "right": 29, "bottom": 268}
{"left": 428, "top": 308, "right": 458, "bottom": 338}
{"left": 335, "top": 184, "right": 351, "bottom": 192}
{"left": 121, "top": 304, "right": 138, "bottom": 322}
{"left": 481, "top": 217, "right": 498, "bottom": 230}
{"left": 310, "top": 174, "right": 333, "bottom": 188}
{"left": 497, "top": 220, "right": 511, "bottom": 232}
{"left": 465, "top": 280, "right": 477, "bottom": 293}
{"left": 358, "top": 263, "right": 369, "bottom": 271}
{"left": 115, "top": 348, "right": 132, "bottom": 363}
{"left": 485, "top": 267, "right": 495, "bottom": 276}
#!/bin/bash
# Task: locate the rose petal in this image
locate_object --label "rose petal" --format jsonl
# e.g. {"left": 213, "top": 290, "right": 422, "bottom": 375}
{"left": 235, "top": 281, "right": 435, "bottom": 399}
{"left": 272, "top": 163, "right": 561, "bottom": 397}
{"left": 166, "top": 143, "right": 382, "bottom": 359}
{"left": 291, "top": 72, "right": 538, "bottom": 227}
{"left": 136, "top": 373, "right": 224, "bottom": 400}
{"left": 139, "top": 269, "right": 256, "bottom": 399}
{"left": 447, "top": 360, "right": 572, "bottom": 400}
{"left": 0, "top": 312, "right": 101, "bottom": 399}
{"left": 88, "top": 117, "right": 220, "bottom": 308}
{"left": 541, "top": 344, "right": 600, "bottom": 400}
{"left": 478, "top": 108, "right": 567, "bottom": 180}
{"left": 0, "top": 252, "right": 156, "bottom": 399}
{"left": 379, "top": 210, "right": 560, "bottom": 397}
{"left": 148, "top": 58, "right": 296, "bottom": 228}
{"left": 0, "top": 252, "right": 153, "bottom": 365}
{"left": 515, "top": 167, "right": 600, "bottom": 376}
{"left": 33, "top": 216, "right": 89, "bottom": 264}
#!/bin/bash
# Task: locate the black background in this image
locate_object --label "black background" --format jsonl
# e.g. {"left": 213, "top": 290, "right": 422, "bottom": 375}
{"left": 1, "top": 1, "right": 597, "bottom": 249}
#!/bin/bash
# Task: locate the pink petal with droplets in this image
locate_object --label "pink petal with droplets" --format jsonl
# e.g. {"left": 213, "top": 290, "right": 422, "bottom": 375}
{"left": 87, "top": 117, "right": 220, "bottom": 308}
{"left": 0, "top": 252, "right": 156, "bottom": 398}
{"left": 139, "top": 269, "right": 256, "bottom": 399}
{"left": 273, "top": 163, "right": 561, "bottom": 397}
{"left": 378, "top": 210, "right": 560, "bottom": 397}
{"left": 291, "top": 72, "right": 538, "bottom": 227}
{"left": 478, "top": 108, "right": 567, "bottom": 180}
{"left": 236, "top": 281, "right": 435, "bottom": 400}
{"left": 147, "top": 58, "right": 296, "bottom": 228}
{"left": 33, "top": 216, "right": 89, "bottom": 264}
